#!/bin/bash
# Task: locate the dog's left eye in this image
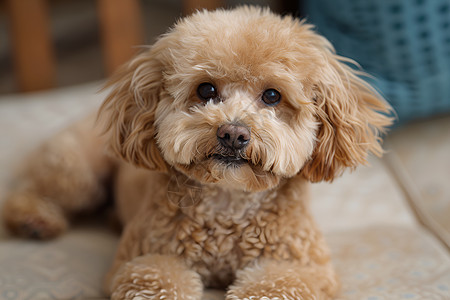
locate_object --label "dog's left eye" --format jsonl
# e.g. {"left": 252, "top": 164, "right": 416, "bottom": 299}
{"left": 262, "top": 89, "right": 281, "bottom": 106}
{"left": 197, "top": 83, "right": 218, "bottom": 101}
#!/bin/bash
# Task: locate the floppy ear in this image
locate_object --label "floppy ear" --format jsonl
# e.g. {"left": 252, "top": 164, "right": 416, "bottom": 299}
{"left": 98, "top": 46, "right": 167, "bottom": 171}
{"left": 301, "top": 39, "right": 394, "bottom": 182}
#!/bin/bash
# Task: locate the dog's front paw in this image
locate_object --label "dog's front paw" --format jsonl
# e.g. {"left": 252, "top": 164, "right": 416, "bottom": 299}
{"left": 226, "top": 278, "right": 315, "bottom": 300}
{"left": 109, "top": 254, "right": 203, "bottom": 300}
{"left": 111, "top": 271, "right": 174, "bottom": 300}
{"left": 226, "top": 260, "right": 338, "bottom": 300}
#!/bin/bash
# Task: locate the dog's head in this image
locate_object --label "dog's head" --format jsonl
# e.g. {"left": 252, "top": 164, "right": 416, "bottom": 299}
{"left": 99, "top": 6, "right": 392, "bottom": 192}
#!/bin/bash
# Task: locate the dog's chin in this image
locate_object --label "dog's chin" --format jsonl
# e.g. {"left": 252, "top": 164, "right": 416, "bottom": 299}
{"left": 209, "top": 154, "right": 249, "bottom": 167}
{"left": 174, "top": 156, "right": 281, "bottom": 192}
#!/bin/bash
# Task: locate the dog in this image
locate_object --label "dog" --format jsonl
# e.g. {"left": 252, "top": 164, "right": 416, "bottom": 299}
{"left": 2, "top": 6, "right": 392, "bottom": 300}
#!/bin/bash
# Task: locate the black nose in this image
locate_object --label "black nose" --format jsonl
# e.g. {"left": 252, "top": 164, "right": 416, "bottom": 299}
{"left": 217, "top": 124, "right": 251, "bottom": 150}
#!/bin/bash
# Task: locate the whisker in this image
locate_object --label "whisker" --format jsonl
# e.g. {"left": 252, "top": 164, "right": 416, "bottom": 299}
{"left": 252, "top": 129, "right": 263, "bottom": 142}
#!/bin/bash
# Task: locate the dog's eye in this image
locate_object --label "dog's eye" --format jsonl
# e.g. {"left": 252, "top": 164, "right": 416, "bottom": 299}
{"left": 197, "top": 83, "right": 218, "bottom": 101}
{"left": 262, "top": 89, "right": 281, "bottom": 106}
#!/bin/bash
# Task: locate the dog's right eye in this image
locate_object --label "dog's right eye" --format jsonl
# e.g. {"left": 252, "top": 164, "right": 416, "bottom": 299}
{"left": 197, "top": 83, "right": 218, "bottom": 101}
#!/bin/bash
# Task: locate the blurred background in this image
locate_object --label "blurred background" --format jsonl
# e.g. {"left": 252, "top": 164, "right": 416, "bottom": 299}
{"left": 2, "top": 0, "right": 449, "bottom": 124}
{"left": 0, "top": 0, "right": 300, "bottom": 94}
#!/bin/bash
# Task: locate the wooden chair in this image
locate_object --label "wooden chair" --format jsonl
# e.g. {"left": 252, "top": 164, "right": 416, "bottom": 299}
{"left": 6, "top": 0, "right": 224, "bottom": 92}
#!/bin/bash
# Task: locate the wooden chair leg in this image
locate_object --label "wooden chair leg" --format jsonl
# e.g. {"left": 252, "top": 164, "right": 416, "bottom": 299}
{"left": 183, "top": 0, "right": 225, "bottom": 16}
{"left": 97, "top": 0, "right": 144, "bottom": 75}
{"left": 7, "top": 0, "right": 55, "bottom": 92}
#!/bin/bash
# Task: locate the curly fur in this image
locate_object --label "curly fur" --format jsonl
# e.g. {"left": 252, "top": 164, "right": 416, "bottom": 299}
{"left": 2, "top": 6, "right": 392, "bottom": 299}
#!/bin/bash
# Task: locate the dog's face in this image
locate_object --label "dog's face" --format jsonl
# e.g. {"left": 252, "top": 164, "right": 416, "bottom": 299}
{"left": 100, "top": 7, "right": 392, "bottom": 192}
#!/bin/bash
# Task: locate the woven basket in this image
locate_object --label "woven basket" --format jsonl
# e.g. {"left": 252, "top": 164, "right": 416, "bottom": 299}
{"left": 306, "top": 0, "right": 450, "bottom": 124}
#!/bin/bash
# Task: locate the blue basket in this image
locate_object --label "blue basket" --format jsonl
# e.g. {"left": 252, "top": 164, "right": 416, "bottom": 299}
{"left": 305, "top": 0, "right": 450, "bottom": 124}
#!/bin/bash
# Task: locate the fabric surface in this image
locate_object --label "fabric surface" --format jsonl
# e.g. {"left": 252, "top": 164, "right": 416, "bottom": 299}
{"left": 310, "top": 156, "right": 416, "bottom": 233}
{"left": 0, "top": 83, "right": 449, "bottom": 299}
{"left": 305, "top": 0, "right": 450, "bottom": 124}
{"left": 0, "top": 226, "right": 117, "bottom": 300}
{"left": 329, "top": 226, "right": 450, "bottom": 300}
{"left": 385, "top": 115, "right": 450, "bottom": 248}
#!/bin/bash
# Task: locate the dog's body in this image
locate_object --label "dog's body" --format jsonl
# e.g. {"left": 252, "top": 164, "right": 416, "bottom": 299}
{"left": 2, "top": 7, "right": 392, "bottom": 299}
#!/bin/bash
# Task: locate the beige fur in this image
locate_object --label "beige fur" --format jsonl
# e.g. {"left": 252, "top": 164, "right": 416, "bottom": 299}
{"left": 2, "top": 7, "right": 392, "bottom": 299}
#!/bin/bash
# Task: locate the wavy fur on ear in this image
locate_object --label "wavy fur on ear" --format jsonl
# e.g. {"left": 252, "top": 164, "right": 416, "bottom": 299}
{"left": 98, "top": 46, "right": 167, "bottom": 171}
{"left": 301, "top": 36, "right": 394, "bottom": 182}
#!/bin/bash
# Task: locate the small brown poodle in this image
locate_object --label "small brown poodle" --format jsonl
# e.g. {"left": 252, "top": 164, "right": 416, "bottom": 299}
{"left": 2, "top": 7, "right": 392, "bottom": 300}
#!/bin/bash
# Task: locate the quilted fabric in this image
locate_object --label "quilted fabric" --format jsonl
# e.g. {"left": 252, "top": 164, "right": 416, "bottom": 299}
{"left": 0, "top": 227, "right": 117, "bottom": 300}
{"left": 385, "top": 116, "right": 450, "bottom": 248}
{"left": 329, "top": 226, "right": 450, "bottom": 300}
{"left": 306, "top": 0, "right": 450, "bottom": 124}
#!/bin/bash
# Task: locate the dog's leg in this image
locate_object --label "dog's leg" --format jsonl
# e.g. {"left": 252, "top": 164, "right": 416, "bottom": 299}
{"left": 2, "top": 115, "right": 115, "bottom": 239}
{"left": 107, "top": 254, "right": 203, "bottom": 300}
{"left": 104, "top": 219, "right": 203, "bottom": 300}
{"left": 226, "top": 259, "right": 339, "bottom": 300}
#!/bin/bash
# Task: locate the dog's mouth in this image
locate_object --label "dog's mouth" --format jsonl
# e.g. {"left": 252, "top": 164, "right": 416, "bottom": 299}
{"left": 209, "top": 153, "right": 248, "bottom": 166}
